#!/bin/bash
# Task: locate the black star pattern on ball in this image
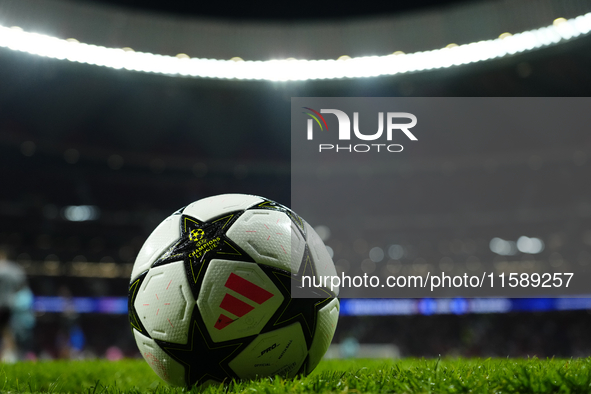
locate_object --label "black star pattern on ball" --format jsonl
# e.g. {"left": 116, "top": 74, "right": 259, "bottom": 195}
{"left": 156, "top": 308, "right": 256, "bottom": 387}
{"left": 258, "top": 246, "right": 337, "bottom": 350}
{"left": 152, "top": 212, "right": 255, "bottom": 295}
{"left": 128, "top": 270, "right": 149, "bottom": 337}
{"left": 143, "top": 210, "right": 260, "bottom": 387}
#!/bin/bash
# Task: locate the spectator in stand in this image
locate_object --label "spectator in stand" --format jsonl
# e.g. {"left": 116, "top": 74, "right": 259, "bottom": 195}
{"left": 0, "top": 247, "right": 26, "bottom": 363}
{"left": 11, "top": 279, "right": 35, "bottom": 359}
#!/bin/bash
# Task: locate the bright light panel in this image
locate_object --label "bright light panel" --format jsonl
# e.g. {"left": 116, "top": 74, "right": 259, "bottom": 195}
{"left": 0, "top": 13, "right": 589, "bottom": 81}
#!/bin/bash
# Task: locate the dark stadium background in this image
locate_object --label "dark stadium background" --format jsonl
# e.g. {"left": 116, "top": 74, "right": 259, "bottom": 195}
{"left": 1, "top": 0, "right": 591, "bottom": 359}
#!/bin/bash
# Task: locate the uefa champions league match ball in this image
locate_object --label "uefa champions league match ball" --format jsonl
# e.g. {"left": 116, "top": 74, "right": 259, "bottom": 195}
{"left": 128, "top": 194, "right": 340, "bottom": 387}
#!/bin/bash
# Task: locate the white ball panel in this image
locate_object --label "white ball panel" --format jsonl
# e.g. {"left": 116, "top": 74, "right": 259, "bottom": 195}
{"left": 197, "top": 260, "right": 284, "bottom": 343}
{"left": 290, "top": 220, "right": 306, "bottom": 273}
{"left": 182, "top": 194, "right": 263, "bottom": 222}
{"left": 226, "top": 209, "right": 304, "bottom": 272}
{"left": 229, "top": 322, "right": 307, "bottom": 379}
{"left": 307, "top": 298, "right": 340, "bottom": 372}
{"left": 133, "top": 329, "right": 186, "bottom": 387}
{"left": 134, "top": 260, "right": 194, "bottom": 345}
{"left": 304, "top": 221, "right": 339, "bottom": 295}
{"left": 131, "top": 214, "right": 181, "bottom": 281}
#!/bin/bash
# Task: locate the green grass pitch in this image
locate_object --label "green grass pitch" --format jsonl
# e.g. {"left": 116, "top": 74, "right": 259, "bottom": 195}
{"left": 2, "top": 358, "right": 591, "bottom": 393}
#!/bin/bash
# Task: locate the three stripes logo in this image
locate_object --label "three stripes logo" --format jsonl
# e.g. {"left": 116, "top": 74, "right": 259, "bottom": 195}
{"left": 214, "top": 273, "right": 274, "bottom": 330}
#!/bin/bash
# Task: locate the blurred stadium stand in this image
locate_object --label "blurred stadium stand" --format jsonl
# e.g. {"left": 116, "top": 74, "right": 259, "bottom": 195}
{"left": 0, "top": 0, "right": 591, "bottom": 359}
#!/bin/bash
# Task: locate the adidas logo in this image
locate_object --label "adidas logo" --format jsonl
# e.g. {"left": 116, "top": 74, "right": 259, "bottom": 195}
{"left": 214, "top": 273, "right": 274, "bottom": 330}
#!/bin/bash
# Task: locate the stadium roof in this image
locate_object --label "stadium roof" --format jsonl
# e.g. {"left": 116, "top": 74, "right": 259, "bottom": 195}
{"left": 72, "top": 0, "right": 475, "bottom": 21}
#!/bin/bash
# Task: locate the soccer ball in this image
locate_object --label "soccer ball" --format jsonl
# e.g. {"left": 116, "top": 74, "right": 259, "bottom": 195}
{"left": 128, "top": 194, "right": 339, "bottom": 387}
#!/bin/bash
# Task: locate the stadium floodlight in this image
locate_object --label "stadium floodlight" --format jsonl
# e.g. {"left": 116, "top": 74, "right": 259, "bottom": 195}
{"left": 62, "top": 205, "right": 99, "bottom": 221}
{"left": 0, "top": 13, "right": 589, "bottom": 81}
{"left": 516, "top": 236, "right": 545, "bottom": 254}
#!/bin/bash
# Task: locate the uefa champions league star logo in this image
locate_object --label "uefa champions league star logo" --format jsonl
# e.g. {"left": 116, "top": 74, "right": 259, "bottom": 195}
{"left": 303, "top": 107, "right": 418, "bottom": 152}
{"left": 189, "top": 228, "right": 204, "bottom": 241}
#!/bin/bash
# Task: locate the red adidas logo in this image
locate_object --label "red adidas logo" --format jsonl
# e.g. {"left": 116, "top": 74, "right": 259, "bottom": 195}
{"left": 214, "top": 273, "right": 274, "bottom": 330}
